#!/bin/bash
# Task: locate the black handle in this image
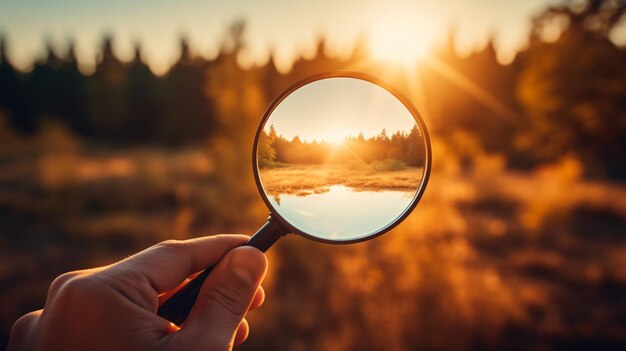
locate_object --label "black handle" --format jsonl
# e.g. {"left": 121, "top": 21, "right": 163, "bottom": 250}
{"left": 157, "top": 217, "right": 288, "bottom": 326}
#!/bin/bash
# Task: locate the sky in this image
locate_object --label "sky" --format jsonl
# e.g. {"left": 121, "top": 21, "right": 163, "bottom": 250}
{"left": 264, "top": 77, "right": 417, "bottom": 143}
{"left": 0, "top": 0, "right": 565, "bottom": 74}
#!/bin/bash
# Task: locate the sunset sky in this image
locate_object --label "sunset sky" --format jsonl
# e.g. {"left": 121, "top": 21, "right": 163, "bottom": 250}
{"left": 0, "top": 0, "right": 570, "bottom": 74}
{"left": 264, "top": 77, "right": 417, "bottom": 143}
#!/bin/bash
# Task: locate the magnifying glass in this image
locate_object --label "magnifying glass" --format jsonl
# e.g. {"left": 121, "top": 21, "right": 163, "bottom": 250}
{"left": 157, "top": 71, "right": 431, "bottom": 325}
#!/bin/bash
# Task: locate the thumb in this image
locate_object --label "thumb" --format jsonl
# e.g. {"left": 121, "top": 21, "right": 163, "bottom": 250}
{"left": 181, "top": 246, "right": 267, "bottom": 347}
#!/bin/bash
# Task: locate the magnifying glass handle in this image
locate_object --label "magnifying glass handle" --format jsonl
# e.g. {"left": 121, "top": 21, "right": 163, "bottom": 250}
{"left": 156, "top": 217, "right": 287, "bottom": 326}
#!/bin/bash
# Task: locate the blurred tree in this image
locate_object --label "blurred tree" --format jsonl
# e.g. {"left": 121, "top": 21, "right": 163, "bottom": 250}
{"left": 518, "top": 0, "right": 626, "bottom": 178}
{"left": 288, "top": 37, "right": 354, "bottom": 81}
{"left": 58, "top": 40, "right": 88, "bottom": 134}
{"left": 89, "top": 35, "right": 130, "bottom": 139}
{"left": 425, "top": 30, "right": 522, "bottom": 158}
{"left": 530, "top": 0, "right": 626, "bottom": 41}
{"left": 29, "top": 40, "right": 74, "bottom": 133}
{"left": 202, "top": 20, "right": 269, "bottom": 228}
{"left": 126, "top": 43, "right": 164, "bottom": 142}
{"left": 258, "top": 50, "right": 287, "bottom": 106}
{"left": 161, "top": 36, "right": 216, "bottom": 145}
{"left": 207, "top": 20, "right": 265, "bottom": 138}
{"left": 0, "top": 35, "right": 30, "bottom": 132}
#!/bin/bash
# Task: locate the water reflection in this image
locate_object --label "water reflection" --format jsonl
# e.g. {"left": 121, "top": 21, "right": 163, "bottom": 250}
{"left": 269, "top": 185, "right": 416, "bottom": 240}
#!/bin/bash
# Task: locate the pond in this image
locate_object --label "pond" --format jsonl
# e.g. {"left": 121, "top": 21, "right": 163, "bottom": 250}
{"left": 268, "top": 185, "right": 416, "bottom": 241}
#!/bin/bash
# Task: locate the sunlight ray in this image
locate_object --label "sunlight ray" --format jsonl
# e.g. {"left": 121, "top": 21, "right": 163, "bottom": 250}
{"left": 422, "top": 56, "right": 519, "bottom": 121}
{"left": 340, "top": 142, "right": 369, "bottom": 165}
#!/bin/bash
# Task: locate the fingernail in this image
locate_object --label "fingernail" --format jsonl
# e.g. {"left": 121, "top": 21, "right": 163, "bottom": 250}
{"left": 229, "top": 247, "right": 266, "bottom": 285}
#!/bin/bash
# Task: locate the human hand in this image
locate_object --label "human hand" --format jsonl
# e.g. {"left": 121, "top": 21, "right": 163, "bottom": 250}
{"left": 8, "top": 235, "right": 268, "bottom": 351}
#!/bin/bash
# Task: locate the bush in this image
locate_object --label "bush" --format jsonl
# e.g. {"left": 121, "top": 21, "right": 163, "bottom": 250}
{"left": 344, "top": 158, "right": 368, "bottom": 170}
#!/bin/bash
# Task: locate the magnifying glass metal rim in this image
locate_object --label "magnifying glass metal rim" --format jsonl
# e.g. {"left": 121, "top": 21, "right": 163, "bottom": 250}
{"left": 252, "top": 71, "right": 432, "bottom": 244}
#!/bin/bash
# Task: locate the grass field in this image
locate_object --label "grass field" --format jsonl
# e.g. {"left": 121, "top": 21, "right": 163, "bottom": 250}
{"left": 1, "top": 141, "right": 626, "bottom": 350}
{"left": 258, "top": 164, "right": 423, "bottom": 196}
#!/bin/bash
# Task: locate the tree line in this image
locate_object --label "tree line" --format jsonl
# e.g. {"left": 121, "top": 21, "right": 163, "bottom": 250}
{"left": 0, "top": 22, "right": 360, "bottom": 145}
{"left": 258, "top": 125, "right": 425, "bottom": 167}
{"left": 0, "top": 0, "right": 625, "bottom": 178}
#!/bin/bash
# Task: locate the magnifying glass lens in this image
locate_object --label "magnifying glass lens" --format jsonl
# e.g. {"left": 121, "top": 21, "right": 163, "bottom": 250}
{"left": 256, "top": 76, "right": 428, "bottom": 241}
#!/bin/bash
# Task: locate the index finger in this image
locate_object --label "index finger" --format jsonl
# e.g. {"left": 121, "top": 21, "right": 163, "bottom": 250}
{"left": 106, "top": 235, "right": 249, "bottom": 294}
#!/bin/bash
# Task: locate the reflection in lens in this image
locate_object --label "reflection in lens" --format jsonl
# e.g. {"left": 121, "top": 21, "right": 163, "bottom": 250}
{"left": 268, "top": 185, "right": 416, "bottom": 239}
{"left": 257, "top": 77, "right": 427, "bottom": 241}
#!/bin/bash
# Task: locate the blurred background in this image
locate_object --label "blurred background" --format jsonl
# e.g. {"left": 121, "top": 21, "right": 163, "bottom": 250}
{"left": 1, "top": 0, "right": 625, "bottom": 349}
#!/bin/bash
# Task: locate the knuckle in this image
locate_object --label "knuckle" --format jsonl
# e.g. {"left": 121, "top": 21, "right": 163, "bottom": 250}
{"left": 204, "top": 284, "right": 248, "bottom": 316}
{"left": 55, "top": 274, "right": 99, "bottom": 301}
{"left": 10, "top": 311, "right": 39, "bottom": 339}
{"left": 156, "top": 240, "right": 187, "bottom": 256}
{"left": 154, "top": 239, "right": 197, "bottom": 269}
{"left": 49, "top": 271, "right": 81, "bottom": 295}
{"left": 158, "top": 239, "right": 184, "bottom": 250}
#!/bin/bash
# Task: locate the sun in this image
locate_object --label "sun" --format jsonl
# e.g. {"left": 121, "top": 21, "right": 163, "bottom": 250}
{"left": 369, "top": 14, "right": 434, "bottom": 66}
{"left": 322, "top": 129, "right": 346, "bottom": 146}
{"left": 326, "top": 135, "right": 345, "bottom": 146}
{"left": 331, "top": 138, "right": 345, "bottom": 147}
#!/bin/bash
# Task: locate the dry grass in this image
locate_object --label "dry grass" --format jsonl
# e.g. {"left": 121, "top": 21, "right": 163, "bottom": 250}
{"left": 258, "top": 164, "right": 423, "bottom": 196}
{"left": 2, "top": 141, "right": 626, "bottom": 350}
